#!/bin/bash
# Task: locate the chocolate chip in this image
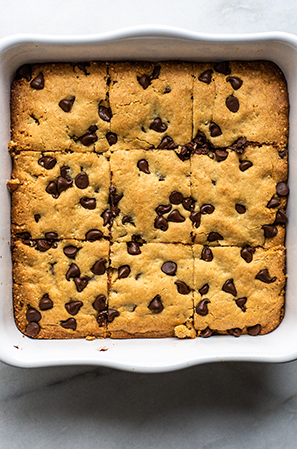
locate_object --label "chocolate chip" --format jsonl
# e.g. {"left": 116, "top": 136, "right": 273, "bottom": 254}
{"left": 34, "top": 214, "right": 41, "bottom": 223}
{"left": 79, "top": 132, "right": 98, "bottom": 146}
{"left": 209, "top": 122, "right": 222, "bottom": 137}
{"left": 137, "top": 159, "right": 150, "bottom": 174}
{"left": 16, "top": 64, "right": 32, "bottom": 81}
{"left": 25, "top": 322, "right": 40, "bottom": 337}
{"left": 226, "top": 76, "right": 243, "bottom": 90}
{"left": 122, "top": 215, "right": 134, "bottom": 225}
{"left": 200, "top": 327, "right": 213, "bottom": 338}
{"left": 154, "top": 215, "right": 169, "bottom": 231}
{"left": 138, "top": 74, "right": 150, "bottom": 89}
{"left": 208, "top": 232, "right": 223, "bottom": 241}
{"left": 127, "top": 241, "right": 141, "bottom": 255}
{"left": 236, "top": 297, "right": 247, "bottom": 312}
{"left": 101, "top": 209, "right": 112, "bottom": 226}
{"left": 91, "top": 258, "right": 107, "bottom": 276}
{"left": 222, "top": 279, "right": 237, "bottom": 296}
{"left": 199, "top": 284, "right": 209, "bottom": 295}
{"left": 276, "top": 182, "right": 289, "bottom": 196}
{"left": 175, "top": 281, "right": 190, "bottom": 295}
{"left": 215, "top": 149, "right": 228, "bottom": 161}
{"left": 26, "top": 308, "right": 41, "bottom": 322}
{"left": 196, "top": 299, "right": 210, "bottom": 316}
{"left": 161, "top": 261, "right": 177, "bottom": 276}
{"left": 262, "top": 225, "right": 278, "bottom": 239}
{"left": 201, "top": 247, "right": 213, "bottom": 262}
{"left": 228, "top": 328, "right": 241, "bottom": 337}
{"left": 107, "top": 309, "right": 120, "bottom": 322}
{"left": 198, "top": 69, "right": 213, "bottom": 84}
{"left": 247, "top": 324, "right": 261, "bottom": 336}
{"left": 74, "top": 276, "right": 89, "bottom": 292}
{"left": 156, "top": 204, "right": 172, "bottom": 215}
{"left": 45, "top": 232, "right": 57, "bottom": 240}
{"left": 36, "top": 240, "right": 52, "bottom": 252}
{"left": 169, "top": 191, "right": 183, "bottom": 205}
{"left": 229, "top": 137, "right": 247, "bottom": 153}
{"left": 157, "top": 136, "right": 177, "bottom": 149}
{"left": 167, "top": 210, "right": 185, "bottom": 223}
{"left": 30, "top": 73, "right": 44, "bottom": 90}
{"left": 279, "top": 149, "right": 287, "bottom": 159}
{"left": 106, "top": 132, "right": 117, "bottom": 146}
{"left": 118, "top": 265, "right": 131, "bottom": 278}
{"left": 99, "top": 105, "right": 112, "bottom": 122}
{"left": 63, "top": 246, "right": 79, "bottom": 258}
{"left": 39, "top": 294, "right": 53, "bottom": 310}
{"left": 85, "top": 229, "right": 103, "bottom": 241}
{"left": 190, "top": 211, "right": 201, "bottom": 228}
{"left": 59, "top": 96, "right": 75, "bottom": 112}
{"left": 60, "top": 318, "right": 77, "bottom": 330}
{"left": 80, "top": 197, "right": 96, "bottom": 210}
{"left": 66, "top": 263, "right": 81, "bottom": 281}
{"left": 214, "top": 61, "right": 231, "bottom": 75}
{"left": 255, "top": 269, "right": 276, "bottom": 283}
{"left": 235, "top": 204, "right": 246, "bottom": 214}
{"left": 267, "top": 198, "right": 281, "bottom": 208}
{"left": 275, "top": 209, "right": 288, "bottom": 225}
{"left": 240, "top": 246, "right": 255, "bottom": 263}
{"left": 93, "top": 295, "right": 106, "bottom": 312}
{"left": 65, "top": 301, "right": 83, "bottom": 315}
{"left": 148, "top": 295, "right": 164, "bottom": 313}
{"left": 57, "top": 176, "right": 73, "bottom": 194}
{"left": 152, "top": 65, "right": 161, "bottom": 79}
{"left": 239, "top": 160, "right": 253, "bottom": 171}
{"left": 46, "top": 181, "right": 59, "bottom": 198}
{"left": 178, "top": 146, "right": 191, "bottom": 161}
{"left": 60, "top": 165, "right": 70, "bottom": 178}
{"left": 200, "top": 204, "right": 215, "bottom": 214}
{"left": 150, "top": 118, "right": 167, "bottom": 132}
{"left": 182, "top": 197, "right": 195, "bottom": 211}
{"left": 75, "top": 173, "right": 89, "bottom": 189}
{"left": 164, "top": 87, "right": 171, "bottom": 94}
{"left": 226, "top": 95, "right": 239, "bottom": 113}
{"left": 38, "top": 156, "right": 57, "bottom": 169}
{"left": 96, "top": 312, "right": 106, "bottom": 326}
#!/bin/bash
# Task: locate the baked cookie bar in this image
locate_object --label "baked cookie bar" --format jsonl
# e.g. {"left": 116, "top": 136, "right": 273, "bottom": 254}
{"left": 192, "top": 245, "right": 286, "bottom": 337}
{"left": 10, "top": 62, "right": 110, "bottom": 154}
{"left": 109, "top": 61, "right": 193, "bottom": 151}
{"left": 13, "top": 239, "right": 109, "bottom": 338}
{"left": 193, "top": 61, "right": 288, "bottom": 148}
{"left": 110, "top": 149, "right": 192, "bottom": 243}
{"left": 108, "top": 242, "right": 194, "bottom": 338}
{"left": 191, "top": 145, "right": 288, "bottom": 247}
{"left": 9, "top": 151, "right": 110, "bottom": 240}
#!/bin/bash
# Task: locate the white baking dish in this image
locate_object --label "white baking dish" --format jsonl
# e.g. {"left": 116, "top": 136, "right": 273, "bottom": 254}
{"left": 0, "top": 26, "right": 296, "bottom": 372}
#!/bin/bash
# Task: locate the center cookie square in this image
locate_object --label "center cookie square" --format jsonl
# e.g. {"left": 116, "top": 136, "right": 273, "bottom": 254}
{"left": 110, "top": 150, "right": 192, "bottom": 243}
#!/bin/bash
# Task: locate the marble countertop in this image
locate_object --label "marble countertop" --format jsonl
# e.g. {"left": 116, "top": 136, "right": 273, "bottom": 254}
{"left": 2, "top": 1, "right": 297, "bottom": 448}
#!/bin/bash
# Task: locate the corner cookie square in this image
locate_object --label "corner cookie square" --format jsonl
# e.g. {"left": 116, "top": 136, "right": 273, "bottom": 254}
{"left": 13, "top": 239, "right": 109, "bottom": 338}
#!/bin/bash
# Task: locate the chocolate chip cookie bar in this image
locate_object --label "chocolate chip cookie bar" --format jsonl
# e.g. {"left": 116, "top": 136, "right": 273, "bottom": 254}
{"left": 192, "top": 245, "right": 286, "bottom": 336}
{"left": 13, "top": 239, "right": 109, "bottom": 338}
{"left": 10, "top": 59, "right": 289, "bottom": 340}
{"left": 10, "top": 62, "right": 110, "bottom": 154}
{"left": 9, "top": 151, "right": 110, "bottom": 240}
{"left": 109, "top": 242, "right": 194, "bottom": 338}
{"left": 110, "top": 149, "right": 192, "bottom": 243}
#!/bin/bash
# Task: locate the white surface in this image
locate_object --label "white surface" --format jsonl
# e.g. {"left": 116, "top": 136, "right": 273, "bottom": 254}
{"left": 2, "top": 1, "right": 297, "bottom": 448}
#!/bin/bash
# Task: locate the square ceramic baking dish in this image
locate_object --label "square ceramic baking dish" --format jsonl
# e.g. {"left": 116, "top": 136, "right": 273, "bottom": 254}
{"left": 0, "top": 26, "right": 296, "bottom": 372}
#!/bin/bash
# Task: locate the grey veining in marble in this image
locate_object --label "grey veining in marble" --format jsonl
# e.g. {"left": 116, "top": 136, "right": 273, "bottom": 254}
{"left": 2, "top": 0, "right": 297, "bottom": 448}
